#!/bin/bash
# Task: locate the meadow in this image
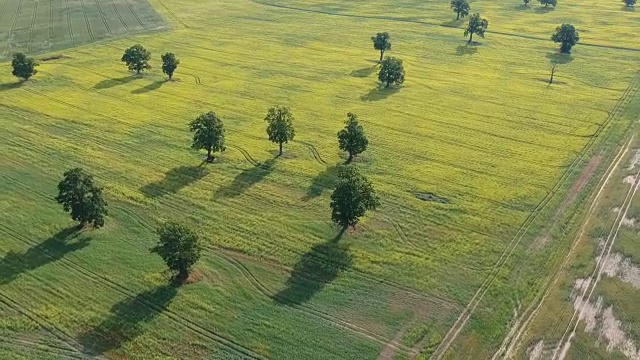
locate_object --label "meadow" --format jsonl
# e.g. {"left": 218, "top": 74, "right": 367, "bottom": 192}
{"left": 0, "top": 0, "right": 639, "bottom": 358}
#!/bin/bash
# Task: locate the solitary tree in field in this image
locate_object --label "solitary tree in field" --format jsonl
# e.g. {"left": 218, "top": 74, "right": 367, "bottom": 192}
{"left": 371, "top": 32, "right": 391, "bottom": 63}
{"left": 151, "top": 222, "right": 202, "bottom": 281}
{"left": 523, "top": 0, "right": 531, "bottom": 5}
{"left": 623, "top": 0, "right": 636, "bottom": 6}
{"left": 330, "top": 166, "right": 379, "bottom": 229}
{"left": 189, "top": 112, "right": 226, "bottom": 163}
{"left": 161, "top": 52, "right": 180, "bottom": 80}
{"left": 11, "top": 53, "right": 38, "bottom": 81}
{"left": 451, "top": 0, "right": 470, "bottom": 20}
{"left": 552, "top": 24, "right": 579, "bottom": 53}
{"left": 464, "top": 14, "right": 489, "bottom": 43}
{"left": 55, "top": 168, "right": 108, "bottom": 228}
{"left": 121, "top": 44, "right": 151, "bottom": 75}
{"left": 265, "top": 106, "right": 295, "bottom": 156}
{"left": 338, "top": 113, "right": 368, "bottom": 163}
{"left": 378, "top": 57, "right": 405, "bottom": 88}
{"left": 538, "top": 0, "right": 557, "bottom": 7}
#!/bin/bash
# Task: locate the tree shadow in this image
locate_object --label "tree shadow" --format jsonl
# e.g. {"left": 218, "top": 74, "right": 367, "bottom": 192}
{"left": 546, "top": 52, "right": 573, "bottom": 65}
{"left": 0, "top": 226, "right": 88, "bottom": 285}
{"left": 350, "top": 66, "right": 377, "bottom": 78}
{"left": 441, "top": 19, "right": 464, "bottom": 28}
{"left": 455, "top": 45, "right": 478, "bottom": 56}
{"left": 0, "top": 82, "right": 24, "bottom": 92}
{"left": 303, "top": 164, "right": 340, "bottom": 201}
{"left": 94, "top": 76, "right": 141, "bottom": 90}
{"left": 77, "top": 284, "right": 179, "bottom": 355}
{"left": 140, "top": 164, "right": 209, "bottom": 199}
{"left": 131, "top": 80, "right": 166, "bottom": 94}
{"left": 273, "top": 229, "right": 350, "bottom": 305}
{"left": 621, "top": 5, "right": 635, "bottom": 11}
{"left": 214, "top": 157, "right": 277, "bottom": 198}
{"left": 361, "top": 85, "right": 401, "bottom": 101}
{"left": 512, "top": 4, "right": 530, "bottom": 10}
{"left": 534, "top": 6, "right": 555, "bottom": 13}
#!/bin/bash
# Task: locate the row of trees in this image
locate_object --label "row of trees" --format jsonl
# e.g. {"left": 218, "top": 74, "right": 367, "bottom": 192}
{"left": 121, "top": 44, "right": 180, "bottom": 79}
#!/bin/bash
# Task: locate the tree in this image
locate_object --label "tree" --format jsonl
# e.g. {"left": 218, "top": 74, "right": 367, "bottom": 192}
{"left": 538, "top": 0, "right": 557, "bottom": 7}
{"left": 330, "top": 166, "right": 379, "bottom": 229}
{"left": 623, "top": 0, "right": 636, "bottom": 6}
{"left": 161, "top": 52, "right": 180, "bottom": 80}
{"left": 121, "top": 44, "right": 151, "bottom": 75}
{"left": 189, "top": 112, "right": 226, "bottom": 162}
{"left": 523, "top": 0, "right": 531, "bottom": 5}
{"left": 451, "top": 0, "right": 470, "bottom": 20}
{"left": 464, "top": 13, "right": 489, "bottom": 44}
{"left": 551, "top": 24, "right": 579, "bottom": 53}
{"left": 337, "top": 113, "right": 368, "bottom": 163}
{"left": 11, "top": 53, "right": 38, "bottom": 81}
{"left": 55, "top": 168, "right": 108, "bottom": 228}
{"left": 151, "top": 222, "right": 202, "bottom": 280}
{"left": 378, "top": 57, "right": 405, "bottom": 88}
{"left": 265, "top": 106, "right": 295, "bottom": 156}
{"left": 371, "top": 32, "right": 391, "bottom": 62}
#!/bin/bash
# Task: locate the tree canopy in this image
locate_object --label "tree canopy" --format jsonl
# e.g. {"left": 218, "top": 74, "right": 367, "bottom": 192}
{"left": 121, "top": 44, "right": 151, "bottom": 75}
{"left": 330, "top": 166, "right": 379, "bottom": 229}
{"left": 464, "top": 13, "right": 489, "bottom": 43}
{"left": 538, "top": 0, "right": 557, "bottom": 7}
{"left": 55, "top": 168, "right": 108, "bottom": 228}
{"left": 623, "top": 0, "right": 636, "bottom": 6}
{"left": 161, "top": 52, "right": 180, "bottom": 80}
{"left": 450, "top": 0, "right": 470, "bottom": 20}
{"left": 371, "top": 32, "right": 391, "bottom": 62}
{"left": 337, "top": 113, "right": 369, "bottom": 163}
{"left": 151, "top": 222, "right": 202, "bottom": 280}
{"left": 551, "top": 24, "right": 579, "bottom": 53}
{"left": 189, "top": 112, "right": 226, "bottom": 162}
{"left": 11, "top": 53, "right": 38, "bottom": 81}
{"left": 523, "top": 0, "right": 531, "bottom": 5}
{"left": 378, "top": 57, "right": 405, "bottom": 88}
{"left": 265, "top": 106, "right": 295, "bottom": 156}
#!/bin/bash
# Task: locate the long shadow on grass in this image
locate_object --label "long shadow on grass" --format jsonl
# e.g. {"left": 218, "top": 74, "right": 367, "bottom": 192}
{"left": 77, "top": 284, "right": 179, "bottom": 355}
{"left": 455, "top": 45, "right": 478, "bottom": 56}
{"left": 0, "top": 226, "right": 88, "bottom": 285}
{"left": 361, "top": 85, "right": 401, "bottom": 101}
{"left": 214, "top": 157, "right": 277, "bottom": 198}
{"left": 131, "top": 80, "right": 166, "bottom": 94}
{"left": 273, "top": 229, "right": 350, "bottom": 305}
{"left": 0, "top": 82, "right": 24, "bottom": 92}
{"left": 140, "top": 164, "right": 208, "bottom": 198}
{"left": 350, "top": 66, "right": 377, "bottom": 78}
{"left": 303, "top": 163, "right": 340, "bottom": 201}
{"left": 94, "top": 76, "right": 142, "bottom": 90}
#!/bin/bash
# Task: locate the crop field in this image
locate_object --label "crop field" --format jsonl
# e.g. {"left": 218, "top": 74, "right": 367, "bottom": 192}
{"left": 0, "top": 0, "right": 639, "bottom": 359}
{"left": 0, "top": 0, "right": 166, "bottom": 60}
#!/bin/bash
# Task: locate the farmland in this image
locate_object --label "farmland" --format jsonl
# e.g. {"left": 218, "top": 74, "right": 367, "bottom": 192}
{"left": 0, "top": 0, "right": 639, "bottom": 358}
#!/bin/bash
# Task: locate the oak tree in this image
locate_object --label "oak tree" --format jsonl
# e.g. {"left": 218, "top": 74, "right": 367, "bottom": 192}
{"left": 337, "top": 113, "right": 368, "bottom": 163}
{"left": 189, "top": 112, "right": 226, "bottom": 162}
{"left": 151, "top": 222, "right": 202, "bottom": 280}
{"left": 538, "top": 0, "right": 557, "bottom": 7}
{"left": 371, "top": 32, "right": 391, "bottom": 62}
{"left": 330, "top": 166, "right": 379, "bottom": 229}
{"left": 265, "top": 106, "right": 295, "bottom": 156}
{"left": 11, "top": 53, "right": 38, "bottom": 81}
{"left": 378, "top": 57, "right": 405, "bottom": 88}
{"left": 55, "top": 168, "right": 108, "bottom": 228}
{"left": 451, "top": 0, "right": 470, "bottom": 20}
{"left": 552, "top": 24, "right": 579, "bottom": 53}
{"left": 161, "top": 52, "right": 180, "bottom": 80}
{"left": 121, "top": 44, "right": 151, "bottom": 75}
{"left": 464, "top": 13, "right": 489, "bottom": 43}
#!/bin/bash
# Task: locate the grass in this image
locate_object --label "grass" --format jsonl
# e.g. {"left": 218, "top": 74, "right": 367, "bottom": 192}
{"left": 0, "top": 0, "right": 639, "bottom": 358}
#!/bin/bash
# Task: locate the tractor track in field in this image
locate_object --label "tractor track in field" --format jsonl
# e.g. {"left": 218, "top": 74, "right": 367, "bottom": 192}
{"left": 295, "top": 141, "right": 327, "bottom": 165}
{"left": 79, "top": 0, "right": 94, "bottom": 40}
{"left": 192, "top": 74, "right": 203, "bottom": 85}
{"left": 94, "top": 0, "right": 112, "bottom": 35}
{"left": 251, "top": 0, "right": 640, "bottom": 53}
{"left": 27, "top": 0, "right": 37, "bottom": 53}
{"left": 429, "top": 72, "right": 640, "bottom": 359}
{"left": 228, "top": 145, "right": 260, "bottom": 166}
{"left": 0, "top": 224, "right": 266, "bottom": 359}
{"left": 156, "top": 0, "right": 188, "bottom": 28}
{"left": 48, "top": 0, "right": 53, "bottom": 40}
{"left": 108, "top": 0, "right": 129, "bottom": 31}
{"left": 4, "top": 0, "right": 23, "bottom": 56}
{"left": 0, "top": 337, "right": 87, "bottom": 359}
{"left": 495, "top": 135, "right": 634, "bottom": 360}
{"left": 0, "top": 0, "right": 9, "bottom": 28}
{"left": 65, "top": 0, "right": 74, "bottom": 43}
{"left": 123, "top": 0, "right": 146, "bottom": 29}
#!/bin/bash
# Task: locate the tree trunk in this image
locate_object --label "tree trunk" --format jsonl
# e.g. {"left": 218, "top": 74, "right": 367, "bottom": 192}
{"left": 169, "top": 73, "right": 172, "bottom": 80}
{"left": 137, "top": 69, "right": 141, "bottom": 75}
{"left": 206, "top": 148, "right": 213, "bottom": 162}
{"left": 347, "top": 152, "right": 353, "bottom": 163}
{"left": 549, "top": 66, "right": 556, "bottom": 84}
{"left": 468, "top": 32, "right": 473, "bottom": 43}
{"left": 379, "top": 50, "right": 384, "bottom": 62}
{"left": 279, "top": 142, "right": 283, "bottom": 156}
{"left": 456, "top": 12, "right": 460, "bottom": 20}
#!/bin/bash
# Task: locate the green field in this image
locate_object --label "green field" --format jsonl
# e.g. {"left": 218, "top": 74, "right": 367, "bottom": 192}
{"left": 0, "top": 0, "right": 639, "bottom": 358}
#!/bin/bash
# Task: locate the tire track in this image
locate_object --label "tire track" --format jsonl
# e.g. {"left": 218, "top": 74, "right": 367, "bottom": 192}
{"left": 191, "top": 74, "right": 202, "bottom": 85}
{"left": 27, "top": 0, "right": 38, "bottom": 53}
{"left": 123, "top": 0, "right": 146, "bottom": 29}
{"left": 227, "top": 145, "right": 259, "bottom": 166}
{"left": 495, "top": 135, "right": 633, "bottom": 360}
{"left": 156, "top": 0, "right": 188, "bottom": 28}
{"left": 0, "top": 224, "right": 265, "bottom": 359}
{"left": 552, "top": 166, "right": 640, "bottom": 360}
{"left": 4, "top": 0, "right": 23, "bottom": 56}
{"left": 108, "top": 0, "right": 128, "bottom": 32}
{"left": 0, "top": 337, "right": 85, "bottom": 359}
{"left": 429, "top": 72, "right": 640, "bottom": 359}
{"left": 79, "top": 0, "right": 94, "bottom": 40}
{"left": 0, "top": 0, "right": 9, "bottom": 27}
{"left": 65, "top": 0, "right": 74, "bottom": 43}
{"left": 296, "top": 140, "right": 327, "bottom": 165}
{"left": 48, "top": 0, "right": 53, "bottom": 41}
{"left": 94, "top": 0, "right": 112, "bottom": 35}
